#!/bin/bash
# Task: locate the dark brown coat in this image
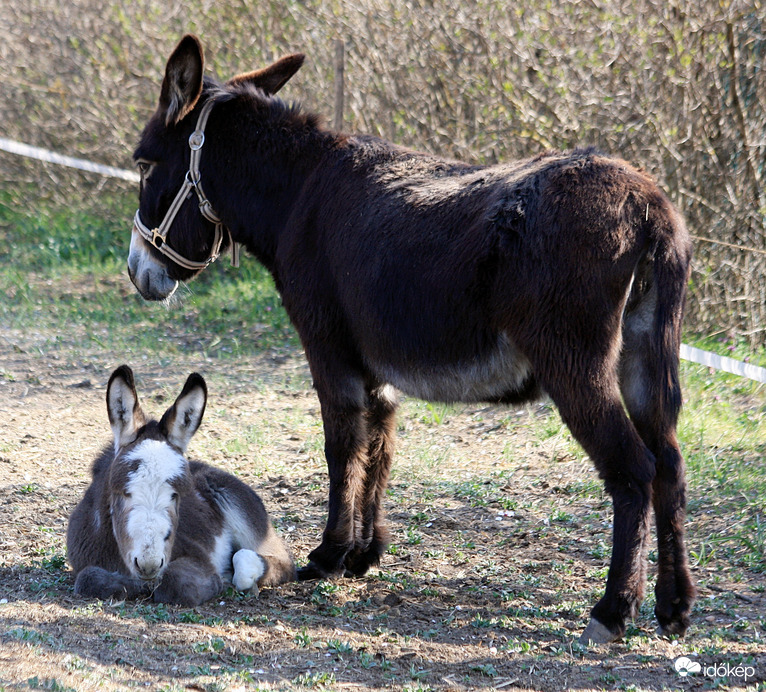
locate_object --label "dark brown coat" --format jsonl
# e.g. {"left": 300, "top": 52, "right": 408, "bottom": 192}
{"left": 126, "top": 36, "right": 695, "bottom": 642}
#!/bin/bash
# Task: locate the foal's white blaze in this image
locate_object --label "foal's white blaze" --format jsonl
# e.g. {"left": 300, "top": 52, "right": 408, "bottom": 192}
{"left": 128, "top": 227, "right": 179, "bottom": 301}
{"left": 118, "top": 439, "right": 185, "bottom": 580}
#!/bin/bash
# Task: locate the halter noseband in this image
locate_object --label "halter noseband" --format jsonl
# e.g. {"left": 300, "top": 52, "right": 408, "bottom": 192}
{"left": 133, "top": 97, "right": 240, "bottom": 271}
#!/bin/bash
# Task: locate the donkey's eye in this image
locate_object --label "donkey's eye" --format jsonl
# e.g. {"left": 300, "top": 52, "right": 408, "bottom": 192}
{"left": 136, "top": 160, "right": 154, "bottom": 177}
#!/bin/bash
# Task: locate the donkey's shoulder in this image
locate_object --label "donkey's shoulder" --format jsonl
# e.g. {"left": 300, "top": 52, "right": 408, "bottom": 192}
{"left": 89, "top": 445, "right": 115, "bottom": 479}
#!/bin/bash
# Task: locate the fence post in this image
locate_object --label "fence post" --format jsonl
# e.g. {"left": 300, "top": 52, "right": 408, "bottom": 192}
{"left": 333, "top": 39, "right": 345, "bottom": 132}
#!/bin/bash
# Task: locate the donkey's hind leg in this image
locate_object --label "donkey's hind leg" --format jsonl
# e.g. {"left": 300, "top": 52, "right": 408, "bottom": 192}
{"left": 620, "top": 328, "right": 695, "bottom": 637}
{"left": 538, "top": 351, "right": 655, "bottom": 643}
{"left": 344, "top": 384, "right": 398, "bottom": 576}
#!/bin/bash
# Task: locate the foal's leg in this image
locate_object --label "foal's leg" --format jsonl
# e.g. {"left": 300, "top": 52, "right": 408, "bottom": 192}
{"left": 344, "top": 384, "right": 398, "bottom": 576}
{"left": 298, "top": 370, "right": 370, "bottom": 580}
{"left": 620, "top": 340, "right": 696, "bottom": 636}
{"left": 152, "top": 558, "right": 223, "bottom": 606}
{"left": 540, "top": 356, "right": 655, "bottom": 643}
{"left": 74, "top": 566, "right": 149, "bottom": 601}
{"left": 232, "top": 549, "right": 266, "bottom": 592}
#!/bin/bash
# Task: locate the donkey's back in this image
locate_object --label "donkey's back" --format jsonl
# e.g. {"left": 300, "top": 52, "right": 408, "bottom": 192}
{"left": 185, "top": 460, "right": 296, "bottom": 589}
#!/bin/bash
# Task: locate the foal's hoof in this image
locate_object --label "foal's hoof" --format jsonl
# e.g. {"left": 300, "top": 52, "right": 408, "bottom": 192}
{"left": 579, "top": 618, "right": 621, "bottom": 645}
{"left": 232, "top": 549, "right": 265, "bottom": 592}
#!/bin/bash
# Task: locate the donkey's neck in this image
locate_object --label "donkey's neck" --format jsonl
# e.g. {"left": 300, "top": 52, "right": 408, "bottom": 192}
{"left": 207, "top": 97, "right": 343, "bottom": 270}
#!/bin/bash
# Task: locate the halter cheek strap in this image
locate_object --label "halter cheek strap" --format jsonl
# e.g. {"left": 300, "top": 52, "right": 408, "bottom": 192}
{"left": 133, "top": 97, "right": 240, "bottom": 271}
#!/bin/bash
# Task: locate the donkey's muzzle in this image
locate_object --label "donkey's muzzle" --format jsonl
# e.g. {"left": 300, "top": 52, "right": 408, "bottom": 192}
{"left": 134, "top": 556, "right": 165, "bottom": 581}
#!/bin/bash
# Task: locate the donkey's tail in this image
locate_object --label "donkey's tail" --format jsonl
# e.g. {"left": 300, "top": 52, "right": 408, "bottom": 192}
{"left": 624, "top": 179, "right": 697, "bottom": 636}
{"left": 648, "top": 192, "right": 692, "bottom": 431}
{"left": 622, "top": 186, "right": 692, "bottom": 443}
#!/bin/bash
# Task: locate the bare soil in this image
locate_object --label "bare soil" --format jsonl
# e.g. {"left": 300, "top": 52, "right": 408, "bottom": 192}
{"left": 0, "top": 328, "right": 764, "bottom": 691}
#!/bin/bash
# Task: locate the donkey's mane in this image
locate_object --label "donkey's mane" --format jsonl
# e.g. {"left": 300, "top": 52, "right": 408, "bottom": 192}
{"left": 203, "top": 75, "right": 322, "bottom": 134}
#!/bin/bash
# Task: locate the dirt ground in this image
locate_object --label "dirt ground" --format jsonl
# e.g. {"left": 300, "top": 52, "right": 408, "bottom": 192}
{"left": 0, "top": 327, "right": 764, "bottom": 691}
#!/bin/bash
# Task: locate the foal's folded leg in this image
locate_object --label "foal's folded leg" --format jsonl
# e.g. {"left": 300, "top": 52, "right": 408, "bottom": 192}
{"left": 231, "top": 549, "right": 266, "bottom": 592}
{"left": 73, "top": 566, "right": 149, "bottom": 600}
{"left": 152, "top": 558, "right": 223, "bottom": 606}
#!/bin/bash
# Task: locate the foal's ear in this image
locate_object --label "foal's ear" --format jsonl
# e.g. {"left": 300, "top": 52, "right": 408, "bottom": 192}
{"left": 159, "top": 34, "right": 205, "bottom": 126}
{"left": 107, "top": 365, "right": 146, "bottom": 454}
{"left": 227, "top": 53, "right": 305, "bottom": 94}
{"left": 160, "top": 373, "right": 207, "bottom": 453}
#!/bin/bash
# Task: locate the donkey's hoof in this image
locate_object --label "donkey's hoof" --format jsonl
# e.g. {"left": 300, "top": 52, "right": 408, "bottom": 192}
{"left": 343, "top": 547, "right": 382, "bottom": 577}
{"left": 297, "top": 562, "right": 329, "bottom": 581}
{"left": 579, "top": 618, "right": 621, "bottom": 645}
{"left": 657, "top": 620, "right": 689, "bottom": 638}
{"left": 232, "top": 549, "right": 265, "bottom": 592}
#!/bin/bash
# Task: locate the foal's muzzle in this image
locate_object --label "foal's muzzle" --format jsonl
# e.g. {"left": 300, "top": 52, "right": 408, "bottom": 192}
{"left": 134, "top": 555, "right": 165, "bottom": 581}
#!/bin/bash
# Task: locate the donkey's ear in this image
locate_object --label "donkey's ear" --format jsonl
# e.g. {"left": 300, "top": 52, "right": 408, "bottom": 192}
{"left": 107, "top": 365, "right": 146, "bottom": 454}
{"left": 227, "top": 53, "right": 305, "bottom": 94}
{"left": 159, "top": 34, "right": 205, "bottom": 126}
{"left": 160, "top": 373, "right": 207, "bottom": 453}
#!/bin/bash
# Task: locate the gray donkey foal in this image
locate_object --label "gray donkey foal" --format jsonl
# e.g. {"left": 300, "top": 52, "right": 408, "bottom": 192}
{"left": 67, "top": 365, "right": 295, "bottom": 605}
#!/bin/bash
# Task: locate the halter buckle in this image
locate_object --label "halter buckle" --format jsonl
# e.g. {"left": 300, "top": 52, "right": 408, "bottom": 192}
{"left": 189, "top": 130, "right": 205, "bottom": 150}
{"left": 151, "top": 228, "right": 165, "bottom": 248}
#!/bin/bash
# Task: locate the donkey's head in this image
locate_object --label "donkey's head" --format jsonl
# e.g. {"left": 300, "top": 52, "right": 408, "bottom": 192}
{"left": 129, "top": 34, "right": 304, "bottom": 300}
{"left": 106, "top": 365, "right": 206, "bottom": 581}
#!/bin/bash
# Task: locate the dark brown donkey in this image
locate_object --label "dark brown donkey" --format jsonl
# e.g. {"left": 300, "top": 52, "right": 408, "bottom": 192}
{"left": 127, "top": 35, "right": 695, "bottom": 642}
{"left": 67, "top": 365, "right": 295, "bottom": 606}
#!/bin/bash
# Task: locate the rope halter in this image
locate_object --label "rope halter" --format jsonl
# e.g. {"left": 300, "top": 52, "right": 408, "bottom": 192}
{"left": 133, "top": 97, "right": 240, "bottom": 271}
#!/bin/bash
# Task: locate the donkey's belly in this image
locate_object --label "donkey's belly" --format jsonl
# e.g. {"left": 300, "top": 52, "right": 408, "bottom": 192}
{"left": 374, "top": 332, "right": 536, "bottom": 404}
{"left": 210, "top": 528, "right": 235, "bottom": 580}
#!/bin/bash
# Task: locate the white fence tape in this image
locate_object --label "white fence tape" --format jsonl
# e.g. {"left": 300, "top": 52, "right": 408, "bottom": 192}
{"left": 1, "top": 138, "right": 764, "bottom": 384}
{"left": 680, "top": 344, "right": 766, "bottom": 384}
{"left": 0, "top": 137, "right": 139, "bottom": 183}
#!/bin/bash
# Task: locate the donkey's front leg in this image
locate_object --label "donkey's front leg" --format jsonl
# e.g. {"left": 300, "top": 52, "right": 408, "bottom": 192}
{"left": 344, "top": 384, "right": 398, "bottom": 576}
{"left": 74, "top": 565, "right": 150, "bottom": 601}
{"left": 298, "top": 379, "right": 370, "bottom": 580}
{"left": 152, "top": 558, "right": 223, "bottom": 606}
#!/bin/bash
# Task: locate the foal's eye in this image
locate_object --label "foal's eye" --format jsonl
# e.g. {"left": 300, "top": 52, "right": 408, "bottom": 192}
{"left": 171, "top": 492, "right": 179, "bottom": 503}
{"left": 123, "top": 491, "right": 132, "bottom": 499}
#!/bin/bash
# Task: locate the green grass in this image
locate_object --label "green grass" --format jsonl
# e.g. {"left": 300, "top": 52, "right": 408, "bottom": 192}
{"left": 0, "top": 188, "right": 298, "bottom": 358}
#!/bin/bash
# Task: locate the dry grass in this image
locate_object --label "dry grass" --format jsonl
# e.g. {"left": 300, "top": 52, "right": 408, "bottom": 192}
{"left": 1, "top": 327, "right": 764, "bottom": 691}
